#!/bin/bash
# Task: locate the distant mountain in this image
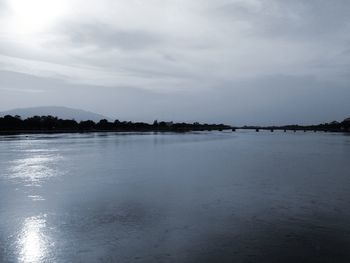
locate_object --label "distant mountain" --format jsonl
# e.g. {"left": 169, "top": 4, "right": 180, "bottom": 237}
{"left": 343, "top": 117, "right": 350, "bottom": 123}
{"left": 0, "top": 106, "right": 111, "bottom": 122}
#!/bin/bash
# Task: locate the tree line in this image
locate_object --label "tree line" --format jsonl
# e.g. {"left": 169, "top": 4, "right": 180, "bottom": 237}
{"left": 0, "top": 115, "right": 231, "bottom": 132}
{"left": 240, "top": 120, "right": 350, "bottom": 132}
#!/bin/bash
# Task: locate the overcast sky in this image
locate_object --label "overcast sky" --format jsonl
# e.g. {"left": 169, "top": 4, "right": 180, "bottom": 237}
{"left": 0, "top": 0, "right": 350, "bottom": 125}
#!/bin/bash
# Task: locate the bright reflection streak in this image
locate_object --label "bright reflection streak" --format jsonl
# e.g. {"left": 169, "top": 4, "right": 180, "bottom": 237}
{"left": 17, "top": 215, "right": 53, "bottom": 263}
{"left": 6, "top": 142, "right": 64, "bottom": 202}
{"left": 28, "top": 195, "right": 45, "bottom": 201}
{"left": 9, "top": 154, "right": 62, "bottom": 186}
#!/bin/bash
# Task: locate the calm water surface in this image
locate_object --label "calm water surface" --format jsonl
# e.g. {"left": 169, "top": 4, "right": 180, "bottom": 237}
{"left": 0, "top": 131, "right": 350, "bottom": 262}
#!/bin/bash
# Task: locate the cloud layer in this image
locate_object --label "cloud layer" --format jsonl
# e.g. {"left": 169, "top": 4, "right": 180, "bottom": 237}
{"left": 1, "top": 0, "right": 350, "bottom": 124}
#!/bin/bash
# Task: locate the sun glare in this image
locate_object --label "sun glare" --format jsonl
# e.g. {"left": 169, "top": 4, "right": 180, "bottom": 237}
{"left": 8, "top": 0, "right": 68, "bottom": 35}
{"left": 17, "top": 215, "right": 52, "bottom": 263}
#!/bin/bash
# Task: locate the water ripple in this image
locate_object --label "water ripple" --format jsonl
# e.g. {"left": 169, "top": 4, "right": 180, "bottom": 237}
{"left": 7, "top": 154, "right": 63, "bottom": 186}
{"left": 16, "top": 214, "right": 54, "bottom": 263}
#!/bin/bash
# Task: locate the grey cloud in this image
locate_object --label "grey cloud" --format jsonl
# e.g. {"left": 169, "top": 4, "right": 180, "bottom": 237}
{"left": 215, "top": 74, "right": 350, "bottom": 125}
{"left": 1, "top": 0, "right": 350, "bottom": 124}
{"left": 2, "top": 70, "right": 349, "bottom": 125}
{"left": 0, "top": 0, "right": 7, "bottom": 15}
{"left": 0, "top": 70, "right": 160, "bottom": 119}
{"left": 61, "top": 22, "right": 162, "bottom": 50}
{"left": 214, "top": 0, "right": 350, "bottom": 39}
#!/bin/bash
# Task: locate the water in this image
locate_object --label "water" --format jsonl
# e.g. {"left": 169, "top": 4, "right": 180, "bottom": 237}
{"left": 0, "top": 131, "right": 350, "bottom": 263}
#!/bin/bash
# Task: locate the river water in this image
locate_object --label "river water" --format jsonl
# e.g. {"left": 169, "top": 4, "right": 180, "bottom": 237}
{"left": 0, "top": 131, "right": 350, "bottom": 262}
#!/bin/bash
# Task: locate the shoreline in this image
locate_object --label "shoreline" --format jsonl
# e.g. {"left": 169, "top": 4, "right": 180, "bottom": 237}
{"left": 0, "top": 128, "right": 233, "bottom": 135}
{"left": 1, "top": 128, "right": 349, "bottom": 136}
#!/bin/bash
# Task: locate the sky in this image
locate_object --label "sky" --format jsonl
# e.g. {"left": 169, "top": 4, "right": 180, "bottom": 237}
{"left": 0, "top": 0, "right": 350, "bottom": 125}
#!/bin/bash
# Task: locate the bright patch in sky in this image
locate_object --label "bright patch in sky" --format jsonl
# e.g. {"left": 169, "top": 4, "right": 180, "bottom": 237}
{"left": 8, "top": 0, "right": 68, "bottom": 35}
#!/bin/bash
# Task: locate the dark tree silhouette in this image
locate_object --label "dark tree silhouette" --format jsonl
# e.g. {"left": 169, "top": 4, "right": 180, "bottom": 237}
{"left": 0, "top": 115, "right": 232, "bottom": 133}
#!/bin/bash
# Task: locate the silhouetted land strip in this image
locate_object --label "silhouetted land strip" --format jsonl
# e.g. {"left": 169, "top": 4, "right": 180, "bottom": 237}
{"left": 239, "top": 120, "right": 350, "bottom": 133}
{"left": 1, "top": 115, "right": 349, "bottom": 135}
{"left": 0, "top": 115, "right": 231, "bottom": 134}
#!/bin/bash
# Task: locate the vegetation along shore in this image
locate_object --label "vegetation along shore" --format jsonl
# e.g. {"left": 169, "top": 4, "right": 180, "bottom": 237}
{"left": 0, "top": 115, "right": 349, "bottom": 134}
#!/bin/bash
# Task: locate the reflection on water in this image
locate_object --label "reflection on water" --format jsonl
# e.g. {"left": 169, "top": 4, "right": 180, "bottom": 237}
{"left": 0, "top": 132, "right": 349, "bottom": 262}
{"left": 27, "top": 195, "right": 45, "bottom": 201}
{"left": 17, "top": 215, "right": 53, "bottom": 263}
{"left": 9, "top": 154, "right": 62, "bottom": 186}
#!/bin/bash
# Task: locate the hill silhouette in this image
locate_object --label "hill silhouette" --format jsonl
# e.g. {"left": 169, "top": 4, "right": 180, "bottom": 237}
{"left": 0, "top": 106, "right": 110, "bottom": 122}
